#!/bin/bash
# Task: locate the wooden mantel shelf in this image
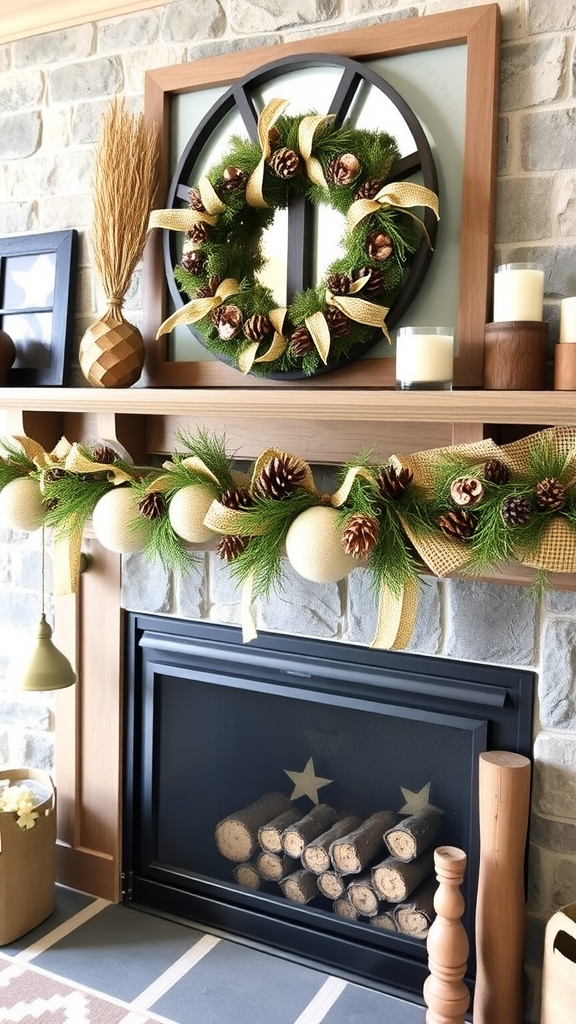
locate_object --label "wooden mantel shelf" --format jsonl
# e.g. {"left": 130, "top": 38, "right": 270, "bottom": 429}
{"left": 0, "top": 386, "right": 573, "bottom": 422}
{"left": 1, "top": 386, "right": 570, "bottom": 466}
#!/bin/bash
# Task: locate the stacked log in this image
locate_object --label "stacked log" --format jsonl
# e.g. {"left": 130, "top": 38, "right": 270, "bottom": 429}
{"left": 372, "top": 850, "right": 435, "bottom": 903}
{"left": 215, "top": 793, "right": 291, "bottom": 862}
{"left": 301, "top": 816, "right": 362, "bottom": 874}
{"left": 384, "top": 807, "right": 443, "bottom": 862}
{"left": 282, "top": 804, "right": 338, "bottom": 859}
{"left": 330, "top": 811, "right": 398, "bottom": 874}
{"left": 394, "top": 875, "right": 437, "bottom": 938}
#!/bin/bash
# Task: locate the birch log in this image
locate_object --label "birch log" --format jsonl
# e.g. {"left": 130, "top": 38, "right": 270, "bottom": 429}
{"left": 301, "top": 815, "right": 362, "bottom": 875}
{"left": 330, "top": 811, "right": 398, "bottom": 875}
{"left": 215, "top": 792, "right": 291, "bottom": 861}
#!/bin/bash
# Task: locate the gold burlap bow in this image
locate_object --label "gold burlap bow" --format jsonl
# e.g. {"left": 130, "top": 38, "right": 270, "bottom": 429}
{"left": 245, "top": 98, "right": 291, "bottom": 209}
{"left": 203, "top": 452, "right": 410, "bottom": 648}
{"left": 148, "top": 174, "right": 225, "bottom": 233}
{"left": 155, "top": 277, "right": 240, "bottom": 339}
{"left": 305, "top": 279, "right": 390, "bottom": 363}
{"left": 298, "top": 113, "right": 334, "bottom": 188}
{"left": 347, "top": 181, "right": 440, "bottom": 236}
{"left": 238, "top": 307, "right": 288, "bottom": 375}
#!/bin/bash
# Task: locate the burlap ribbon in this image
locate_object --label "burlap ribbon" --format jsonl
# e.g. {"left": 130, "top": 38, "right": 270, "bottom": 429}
{"left": 298, "top": 112, "right": 334, "bottom": 188}
{"left": 347, "top": 180, "right": 440, "bottom": 235}
{"left": 305, "top": 280, "right": 390, "bottom": 363}
{"left": 156, "top": 277, "right": 240, "bottom": 339}
{"left": 238, "top": 307, "right": 288, "bottom": 375}
{"left": 246, "top": 98, "right": 291, "bottom": 209}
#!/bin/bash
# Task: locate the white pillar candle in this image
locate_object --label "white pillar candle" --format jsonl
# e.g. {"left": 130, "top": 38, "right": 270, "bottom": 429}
{"left": 492, "top": 262, "right": 544, "bottom": 322}
{"left": 560, "top": 296, "right": 576, "bottom": 343}
{"left": 395, "top": 327, "right": 454, "bottom": 390}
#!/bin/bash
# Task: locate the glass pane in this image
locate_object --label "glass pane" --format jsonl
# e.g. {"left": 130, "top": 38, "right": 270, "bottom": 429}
{"left": 2, "top": 252, "right": 56, "bottom": 308}
{"left": 3, "top": 312, "right": 53, "bottom": 368}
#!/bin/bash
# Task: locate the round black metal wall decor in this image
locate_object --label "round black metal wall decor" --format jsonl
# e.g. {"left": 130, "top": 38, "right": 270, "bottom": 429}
{"left": 157, "top": 53, "right": 439, "bottom": 380}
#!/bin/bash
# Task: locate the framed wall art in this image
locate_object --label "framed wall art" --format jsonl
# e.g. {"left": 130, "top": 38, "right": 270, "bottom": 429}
{"left": 142, "top": 4, "right": 500, "bottom": 389}
{"left": 1, "top": 229, "right": 78, "bottom": 387}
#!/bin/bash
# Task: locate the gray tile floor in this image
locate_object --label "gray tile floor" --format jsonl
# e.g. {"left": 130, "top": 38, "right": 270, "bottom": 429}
{"left": 1, "top": 886, "right": 429, "bottom": 1023}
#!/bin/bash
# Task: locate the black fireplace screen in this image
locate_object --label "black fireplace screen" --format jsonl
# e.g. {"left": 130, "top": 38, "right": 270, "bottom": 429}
{"left": 123, "top": 615, "right": 534, "bottom": 998}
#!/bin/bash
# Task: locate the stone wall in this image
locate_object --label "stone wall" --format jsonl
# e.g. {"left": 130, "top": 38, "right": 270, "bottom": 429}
{"left": 1, "top": 0, "right": 576, "bottom": 1020}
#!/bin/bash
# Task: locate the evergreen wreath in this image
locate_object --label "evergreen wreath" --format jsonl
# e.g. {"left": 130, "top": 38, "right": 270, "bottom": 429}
{"left": 151, "top": 98, "right": 439, "bottom": 378}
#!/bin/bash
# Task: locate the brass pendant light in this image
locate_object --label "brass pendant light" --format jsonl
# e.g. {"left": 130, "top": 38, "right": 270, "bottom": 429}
{"left": 8, "top": 527, "right": 76, "bottom": 691}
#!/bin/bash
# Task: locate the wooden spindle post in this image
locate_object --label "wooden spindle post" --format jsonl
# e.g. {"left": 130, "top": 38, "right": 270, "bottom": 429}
{"left": 473, "top": 750, "right": 531, "bottom": 1024}
{"left": 423, "top": 846, "right": 470, "bottom": 1024}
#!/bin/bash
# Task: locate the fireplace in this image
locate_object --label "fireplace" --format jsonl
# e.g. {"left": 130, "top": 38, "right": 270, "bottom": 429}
{"left": 123, "top": 613, "right": 534, "bottom": 999}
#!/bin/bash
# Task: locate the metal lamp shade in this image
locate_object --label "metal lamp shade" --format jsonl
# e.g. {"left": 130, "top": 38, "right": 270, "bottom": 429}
{"left": 16, "top": 614, "right": 76, "bottom": 691}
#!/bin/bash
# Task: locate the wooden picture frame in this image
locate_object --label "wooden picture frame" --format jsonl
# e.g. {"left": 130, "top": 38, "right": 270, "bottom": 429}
{"left": 142, "top": 4, "right": 500, "bottom": 390}
{"left": 2, "top": 230, "right": 78, "bottom": 387}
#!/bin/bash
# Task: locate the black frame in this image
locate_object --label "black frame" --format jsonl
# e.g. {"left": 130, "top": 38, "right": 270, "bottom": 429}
{"left": 1, "top": 229, "right": 77, "bottom": 387}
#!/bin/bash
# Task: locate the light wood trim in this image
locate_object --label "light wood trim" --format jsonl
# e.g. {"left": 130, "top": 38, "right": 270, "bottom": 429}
{"left": 142, "top": 5, "right": 500, "bottom": 389}
{"left": 0, "top": 386, "right": 572, "bottom": 425}
{"left": 0, "top": 0, "right": 165, "bottom": 44}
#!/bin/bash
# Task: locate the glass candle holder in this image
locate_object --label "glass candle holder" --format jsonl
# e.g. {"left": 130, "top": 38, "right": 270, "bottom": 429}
{"left": 395, "top": 326, "right": 454, "bottom": 391}
{"left": 492, "top": 262, "right": 544, "bottom": 322}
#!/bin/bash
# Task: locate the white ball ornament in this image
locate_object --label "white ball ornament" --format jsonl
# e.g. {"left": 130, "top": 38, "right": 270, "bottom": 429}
{"left": 285, "top": 505, "right": 357, "bottom": 583}
{"left": 168, "top": 484, "right": 218, "bottom": 544}
{"left": 91, "top": 486, "right": 150, "bottom": 554}
{"left": 0, "top": 477, "right": 44, "bottom": 532}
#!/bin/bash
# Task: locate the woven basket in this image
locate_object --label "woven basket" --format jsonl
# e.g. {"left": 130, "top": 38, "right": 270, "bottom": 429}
{"left": 0, "top": 767, "right": 56, "bottom": 944}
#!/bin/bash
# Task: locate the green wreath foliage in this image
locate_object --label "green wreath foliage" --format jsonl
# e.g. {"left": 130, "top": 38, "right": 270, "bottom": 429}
{"left": 172, "top": 113, "right": 424, "bottom": 377}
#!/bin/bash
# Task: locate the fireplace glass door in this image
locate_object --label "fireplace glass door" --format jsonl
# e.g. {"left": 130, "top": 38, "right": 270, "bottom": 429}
{"left": 124, "top": 615, "right": 534, "bottom": 998}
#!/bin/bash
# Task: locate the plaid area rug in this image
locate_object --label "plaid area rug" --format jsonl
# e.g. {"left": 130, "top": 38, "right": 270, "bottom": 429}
{"left": 0, "top": 951, "right": 175, "bottom": 1024}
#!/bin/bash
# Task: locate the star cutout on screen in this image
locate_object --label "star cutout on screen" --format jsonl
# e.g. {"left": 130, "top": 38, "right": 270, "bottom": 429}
{"left": 284, "top": 757, "right": 333, "bottom": 805}
{"left": 399, "top": 782, "right": 440, "bottom": 815}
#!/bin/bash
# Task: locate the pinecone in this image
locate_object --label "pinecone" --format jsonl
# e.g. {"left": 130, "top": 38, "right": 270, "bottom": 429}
{"left": 92, "top": 444, "right": 117, "bottom": 464}
{"left": 325, "top": 306, "right": 349, "bottom": 338}
{"left": 268, "top": 126, "right": 280, "bottom": 147}
{"left": 196, "top": 275, "right": 221, "bottom": 299}
{"left": 220, "top": 166, "right": 248, "bottom": 193}
{"left": 326, "top": 273, "right": 351, "bottom": 296}
{"left": 219, "top": 486, "right": 253, "bottom": 510}
{"left": 189, "top": 186, "right": 205, "bottom": 212}
{"left": 377, "top": 461, "right": 413, "bottom": 500}
{"left": 138, "top": 491, "right": 166, "bottom": 521}
{"left": 44, "top": 466, "right": 67, "bottom": 482}
{"left": 43, "top": 496, "right": 59, "bottom": 511}
{"left": 254, "top": 453, "right": 307, "bottom": 500}
{"left": 211, "top": 304, "right": 244, "bottom": 341}
{"left": 181, "top": 248, "right": 205, "bottom": 275}
{"left": 269, "top": 147, "right": 301, "bottom": 179}
{"left": 354, "top": 178, "right": 384, "bottom": 201}
{"left": 243, "top": 313, "right": 272, "bottom": 342}
{"left": 290, "top": 325, "right": 314, "bottom": 357}
{"left": 501, "top": 495, "right": 532, "bottom": 526}
{"left": 187, "top": 222, "right": 210, "bottom": 244}
{"left": 535, "top": 477, "right": 566, "bottom": 511}
{"left": 351, "top": 266, "right": 384, "bottom": 299}
{"left": 483, "top": 458, "right": 511, "bottom": 485}
{"left": 438, "top": 509, "right": 477, "bottom": 539}
{"left": 217, "top": 534, "right": 249, "bottom": 562}
{"left": 342, "top": 512, "right": 380, "bottom": 558}
{"left": 326, "top": 153, "right": 361, "bottom": 187}
{"left": 450, "top": 476, "right": 484, "bottom": 507}
{"left": 366, "top": 229, "right": 394, "bottom": 262}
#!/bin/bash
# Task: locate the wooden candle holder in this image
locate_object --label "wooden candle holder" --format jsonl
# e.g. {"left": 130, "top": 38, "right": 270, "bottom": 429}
{"left": 484, "top": 321, "right": 548, "bottom": 390}
{"left": 423, "top": 846, "right": 470, "bottom": 1024}
{"left": 554, "top": 343, "right": 576, "bottom": 390}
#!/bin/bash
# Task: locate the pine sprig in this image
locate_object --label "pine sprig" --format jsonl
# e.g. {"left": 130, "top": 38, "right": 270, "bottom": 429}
{"left": 174, "top": 429, "right": 236, "bottom": 490}
{"left": 0, "top": 441, "right": 37, "bottom": 491}
{"left": 228, "top": 491, "right": 317, "bottom": 597}
{"left": 130, "top": 478, "right": 198, "bottom": 575}
{"left": 367, "top": 505, "right": 421, "bottom": 598}
{"left": 43, "top": 475, "right": 112, "bottom": 536}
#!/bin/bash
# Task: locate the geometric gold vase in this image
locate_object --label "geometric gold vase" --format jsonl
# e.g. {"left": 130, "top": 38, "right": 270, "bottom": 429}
{"left": 78, "top": 306, "right": 145, "bottom": 388}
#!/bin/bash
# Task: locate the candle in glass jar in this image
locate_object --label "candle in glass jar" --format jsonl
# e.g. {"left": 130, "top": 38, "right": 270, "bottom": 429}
{"left": 493, "top": 262, "right": 544, "bottom": 322}
{"left": 395, "top": 327, "right": 454, "bottom": 390}
{"left": 560, "top": 297, "right": 576, "bottom": 342}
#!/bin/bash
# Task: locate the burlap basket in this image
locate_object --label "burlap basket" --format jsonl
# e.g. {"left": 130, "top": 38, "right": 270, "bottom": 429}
{"left": 397, "top": 427, "right": 576, "bottom": 578}
{"left": 541, "top": 902, "right": 576, "bottom": 1024}
{"left": 0, "top": 767, "right": 56, "bottom": 944}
